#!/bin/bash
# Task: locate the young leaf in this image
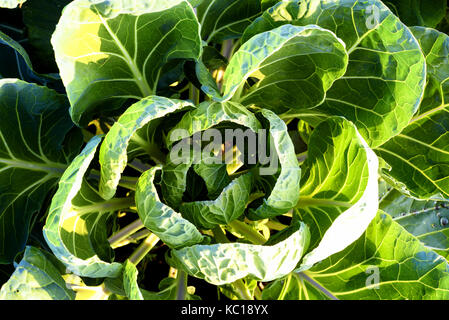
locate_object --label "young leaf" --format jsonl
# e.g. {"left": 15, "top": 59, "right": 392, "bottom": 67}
{"left": 0, "top": 79, "right": 79, "bottom": 263}
{"left": 296, "top": 116, "right": 379, "bottom": 269}
{"left": 180, "top": 173, "right": 253, "bottom": 230}
{"left": 197, "top": 0, "right": 278, "bottom": 43}
{"left": 99, "top": 96, "right": 194, "bottom": 200}
{"left": 248, "top": 109, "right": 301, "bottom": 219}
{"left": 135, "top": 167, "right": 205, "bottom": 249}
{"left": 169, "top": 221, "right": 310, "bottom": 285}
{"left": 0, "top": 246, "right": 75, "bottom": 300}
{"left": 52, "top": 0, "right": 202, "bottom": 126}
{"left": 243, "top": 0, "right": 426, "bottom": 147}
{"left": 43, "top": 136, "right": 123, "bottom": 278}
{"left": 299, "top": 211, "right": 449, "bottom": 299}
{"left": 376, "top": 27, "right": 449, "bottom": 199}
{"left": 122, "top": 260, "right": 144, "bottom": 300}
{"left": 222, "top": 24, "right": 348, "bottom": 114}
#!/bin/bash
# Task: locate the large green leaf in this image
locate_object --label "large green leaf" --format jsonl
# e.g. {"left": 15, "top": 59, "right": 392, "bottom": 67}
{"left": 43, "top": 136, "right": 124, "bottom": 278}
{"left": 197, "top": 0, "right": 278, "bottom": 43}
{"left": 0, "top": 79, "right": 79, "bottom": 263}
{"left": 299, "top": 211, "right": 449, "bottom": 299}
{"left": 376, "top": 27, "right": 449, "bottom": 199}
{"left": 0, "top": 246, "right": 75, "bottom": 300}
{"left": 99, "top": 95, "right": 194, "bottom": 200}
{"left": 180, "top": 173, "right": 253, "bottom": 230}
{"left": 248, "top": 109, "right": 301, "bottom": 219}
{"left": 169, "top": 221, "right": 310, "bottom": 285}
{"left": 380, "top": 188, "right": 449, "bottom": 257}
{"left": 135, "top": 167, "right": 205, "bottom": 249}
{"left": 384, "top": 0, "right": 447, "bottom": 28}
{"left": 222, "top": 24, "right": 348, "bottom": 114}
{"left": 296, "top": 116, "right": 379, "bottom": 269}
{"left": 52, "top": 0, "right": 202, "bottom": 126}
{"left": 243, "top": 0, "right": 426, "bottom": 147}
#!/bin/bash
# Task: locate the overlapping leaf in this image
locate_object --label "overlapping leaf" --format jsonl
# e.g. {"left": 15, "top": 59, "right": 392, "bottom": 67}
{"left": 43, "top": 136, "right": 123, "bottom": 278}
{"left": 377, "top": 27, "right": 449, "bottom": 199}
{"left": 296, "top": 116, "right": 378, "bottom": 269}
{"left": 0, "top": 246, "right": 75, "bottom": 300}
{"left": 135, "top": 167, "right": 205, "bottom": 249}
{"left": 384, "top": 0, "right": 447, "bottom": 28}
{"left": 243, "top": 0, "right": 426, "bottom": 147}
{"left": 222, "top": 24, "right": 348, "bottom": 114}
{"left": 298, "top": 211, "right": 449, "bottom": 299}
{"left": 99, "top": 95, "right": 194, "bottom": 200}
{"left": 169, "top": 221, "right": 310, "bottom": 285}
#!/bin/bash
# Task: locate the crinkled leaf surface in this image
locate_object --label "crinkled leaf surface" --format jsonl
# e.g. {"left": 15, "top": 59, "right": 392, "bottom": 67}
{"left": 0, "top": 79, "right": 78, "bottom": 263}
{"left": 180, "top": 173, "right": 253, "bottom": 230}
{"left": 0, "top": 246, "right": 75, "bottom": 300}
{"left": 380, "top": 188, "right": 449, "bottom": 257}
{"left": 99, "top": 95, "right": 194, "bottom": 200}
{"left": 300, "top": 211, "right": 449, "bottom": 299}
{"left": 249, "top": 109, "right": 300, "bottom": 219}
{"left": 135, "top": 167, "right": 205, "bottom": 249}
{"left": 122, "top": 260, "right": 143, "bottom": 300}
{"left": 384, "top": 0, "right": 447, "bottom": 28}
{"left": 197, "top": 0, "right": 278, "bottom": 43}
{"left": 243, "top": 0, "right": 426, "bottom": 147}
{"left": 296, "top": 117, "right": 378, "bottom": 269}
{"left": 43, "top": 136, "right": 123, "bottom": 278}
{"left": 170, "top": 221, "right": 310, "bottom": 285}
{"left": 377, "top": 27, "right": 449, "bottom": 199}
{"left": 52, "top": 0, "right": 202, "bottom": 126}
{"left": 222, "top": 24, "right": 348, "bottom": 114}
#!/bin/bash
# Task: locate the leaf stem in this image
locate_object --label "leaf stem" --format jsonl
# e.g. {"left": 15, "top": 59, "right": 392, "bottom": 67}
{"left": 228, "top": 220, "right": 266, "bottom": 245}
{"left": 108, "top": 219, "right": 144, "bottom": 248}
{"left": 176, "top": 270, "right": 188, "bottom": 300}
{"left": 232, "top": 279, "right": 253, "bottom": 300}
{"left": 128, "top": 233, "right": 160, "bottom": 265}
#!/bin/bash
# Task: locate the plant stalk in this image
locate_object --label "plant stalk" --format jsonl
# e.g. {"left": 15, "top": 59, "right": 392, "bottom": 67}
{"left": 228, "top": 220, "right": 266, "bottom": 245}
{"left": 128, "top": 233, "right": 160, "bottom": 265}
{"left": 108, "top": 219, "right": 144, "bottom": 248}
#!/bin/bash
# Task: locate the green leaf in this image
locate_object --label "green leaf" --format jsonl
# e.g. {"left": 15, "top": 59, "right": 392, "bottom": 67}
{"left": 384, "top": 0, "right": 447, "bottom": 28}
{"left": 169, "top": 221, "right": 310, "bottom": 285}
{"left": 43, "top": 136, "right": 123, "bottom": 278}
{"left": 99, "top": 96, "right": 194, "bottom": 200}
{"left": 380, "top": 188, "right": 449, "bottom": 257}
{"left": 135, "top": 167, "right": 205, "bottom": 249}
{"left": 222, "top": 24, "right": 348, "bottom": 114}
{"left": 296, "top": 116, "right": 379, "bottom": 269}
{"left": 0, "top": 31, "right": 60, "bottom": 88}
{"left": 243, "top": 0, "right": 426, "bottom": 147}
{"left": 122, "top": 260, "right": 143, "bottom": 300}
{"left": 0, "top": 79, "right": 79, "bottom": 263}
{"left": 300, "top": 211, "right": 449, "bottom": 300}
{"left": 376, "top": 27, "right": 449, "bottom": 199}
{"left": 0, "top": 0, "right": 25, "bottom": 8}
{"left": 248, "top": 109, "right": 301, "bottom": 219}
{"left": 180, "top": 173, "right": 252, "bottom": 230}
{"left": 52, "top": 0, "right": 202, "bottom": 126}
{"left": 193, "top": 155, "right": 231, "bottom": 199}
{"left": 197, "top": 0, "right": 278, "bottom": 43}
{"left": 0, "top": 246, "right": 75, "bottom": 300}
